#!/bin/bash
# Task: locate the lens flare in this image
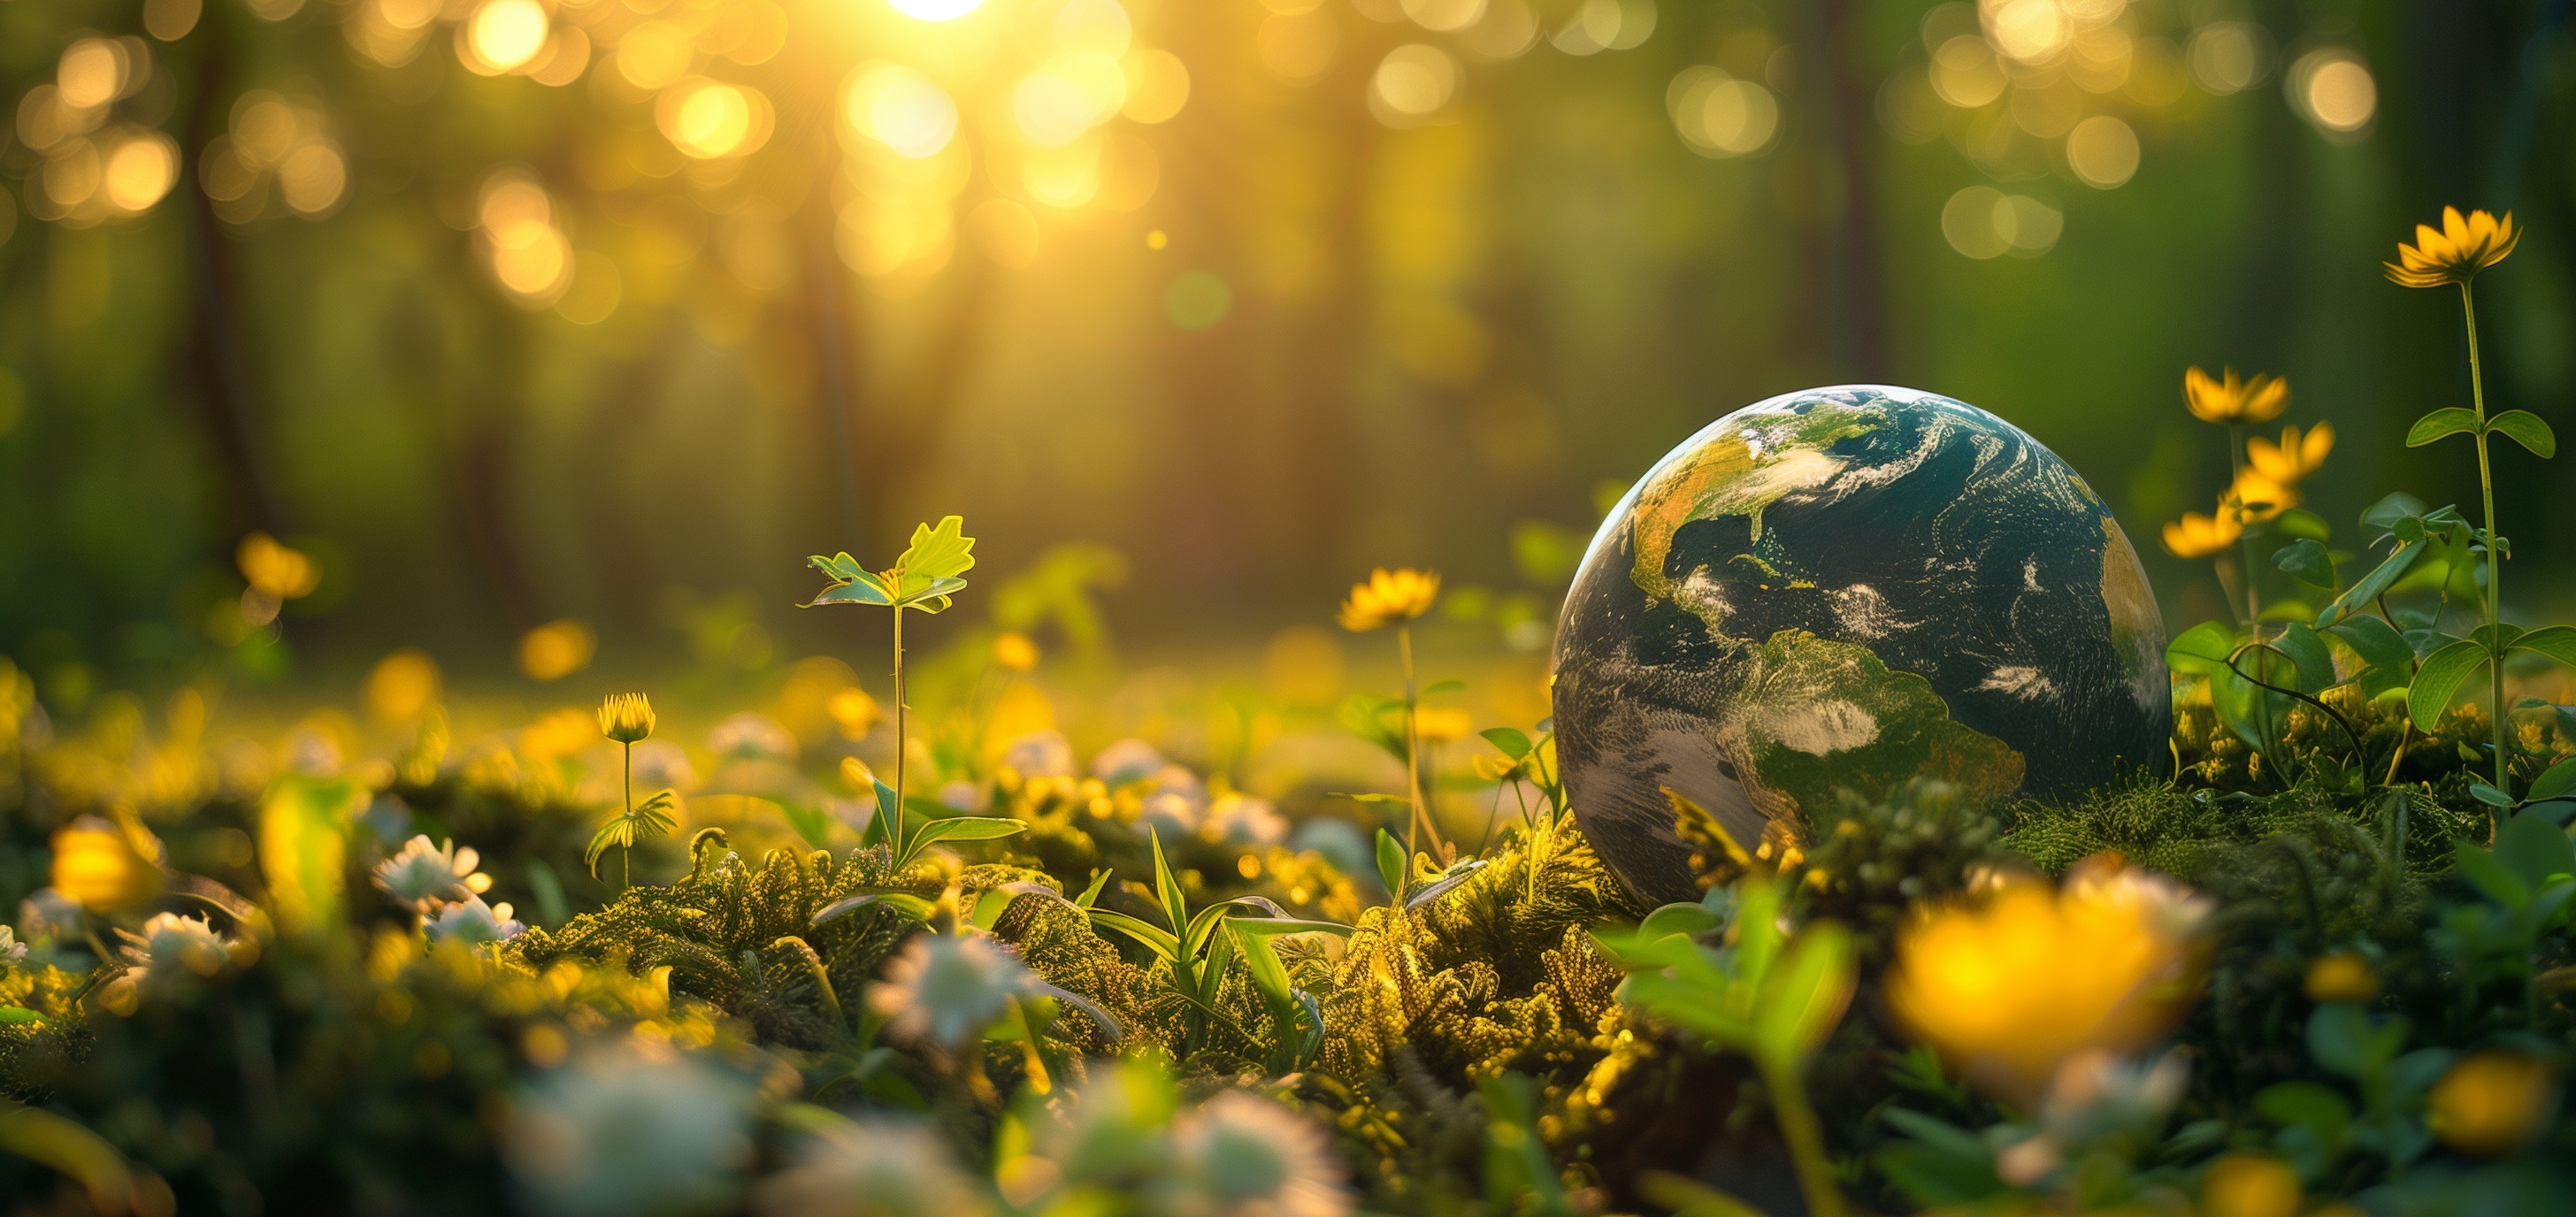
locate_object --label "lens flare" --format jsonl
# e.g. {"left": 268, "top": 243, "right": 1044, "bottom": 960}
{"left": 886, "top": 0, "right": 984, "bottom": 20}
{"left": 847, "top": 64, "right": 957, "bottom": 158}
{"left": 468, "top": 0, "right": 550, "bottom": 73}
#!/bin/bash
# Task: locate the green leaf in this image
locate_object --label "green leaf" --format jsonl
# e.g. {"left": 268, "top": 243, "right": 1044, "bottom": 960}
{"left": 2511, "top": 625, "right": 2576, "bottom": 667}
{"left": 2266, "top": 624, "right": 2336, "bottom": 695}
{"left": 1376, "top": 828, "right": 1406, "bottom": 899}
{"left": 2453, "top": 842, "right": 2532, "bottom": 910}
{"left": 2407, "top": 639, "right": 2489, "bottom": 731}
{"left": 2306, "top": 1004, "right": 2407, "bottom": 1079}
{"left": 0, "top": 1007, "right": 45, "bottom": 1025}
{"left": 1752, "top": 921, "right": 1856, "bottom": 1063}
{"left": 906, "top": 816, "right": 1028, "bottom": 846}
{"left": 2486, "top": 409, "right": 2557, "bottom": 458}
{"left": 1230, "top": 916, "right": 1358, "bottom": 937}
{"left": 1423, "top": 678, "right": 1467, "bottom": 696}
{"left": 1638, "top": 901, "right": 1725, "bottom": 939}
{"left": 2271, "top": 539, "right": 2336, "bottom": 589}
{"left": 2254, "top": 1081, "right": 2352, "bottom": 1142}
{"left": 811, "top": 892, "right": 934, "bottom": 925}
{"left": 2361, "top": 493, "right": 2430, "bottom": 542}
{"left": 2494, "top": 812, "right": 2576, "bottom": 891}
{"left": 1480, "top": 727, "right": 1533, "bottom": 760}
{"left": 2326, "top": 615, "right": 2413, "bottom": 671}
{"left": 2526, "top": 756, "right": 2576, "bottom": 803}
{"left": 891, "top": 516, "right": 976, "bottom": 606}
{"left": 1147, "top": 828, "right": 1190, "bottom": 936}
{"left": 804, "top": 574, "right": 894, "bottom": 608}
{"left": 2164, "top": 620, "right": 2240, "bottom": 680}
{"left": 808, "top": 552, "right": 866, "bottom": 582}
{"left": 2315, "top": 540, "right": 2424, "bottom": 628}
{"left": 2469, "top": 782, "right": 2516, "bottom": 808}
{"left": 775, "top": 800, "right": 835, "bottom": 850}
{"left": 2406, "top": 408, "right": 2482, "bottom": 447}
{"left": 1086, "top": 908, "right": 1182, "bottom": 962}
{"left": 1636, "top": 1172, "right": 1772, "bottom": 1217}
{"left": 1073, "top": 868, "right": 1113, "bottom": 908}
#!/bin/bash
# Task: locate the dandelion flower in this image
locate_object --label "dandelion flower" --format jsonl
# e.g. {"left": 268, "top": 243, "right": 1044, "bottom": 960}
{"left": 2160, "top": 510, "right": 2242, "bottom": 560}
{"left": 426, "top": 894, "right": 526, "bottom": 945}
{"left": 2385, "top": 207, "right": 2518, "bottom": 288}
{"left": 2245, "top": 422, "right": 2334, "bottom": 486}
{"left": 1335, "top": 568, "right": 1439, "bottom": 631}
{"left": 869, "top": 930, "right": 1039, "bottom": 1048}
{"left": 756, "top": 1119, "right": 990, "bottom": 1217}
{"left": 1884, "top": 855, "right": 2212, "bottom": 1107}
{"left": 2182, "top": 367, "right": 2290, "bottom": 426}
{"left": 1165, "top": 1092, "right": 1353, "bottom": 1217}
{"left": 598, "top": 692, "right": 657, "bottom": 744}
{"left": 372, "top": 834, "right": 490, "bottom": 911}
{"left": 2428, "top": 1051, "right": 2557, "bottom": 1158}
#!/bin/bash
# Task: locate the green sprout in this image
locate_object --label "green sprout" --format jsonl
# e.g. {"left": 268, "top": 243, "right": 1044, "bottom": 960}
{"left": 803, "top": 516, "right": 1025, "bottom": 876}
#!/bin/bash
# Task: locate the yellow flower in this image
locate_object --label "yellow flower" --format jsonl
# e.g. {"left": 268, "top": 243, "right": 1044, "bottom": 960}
{"left": 1883, "top": 855, "right": 2212, "bottom": 1107}
{"left": 2304, "top": 953, "right": 2378, "bottom": 1004}
{"left": 1336, "top": 568, "right": 1439, "bottom": 632}
{"left": 2246, "top": 422, "right": 2334, "bottom": 486}
{"left": 598, "top": 693, "right": 656, "bottom": 744}
{"left": 2385, "top": 207, "right": 2519, "bottom": 288}
{"left": 2199, "top": 1152, "right": 2304, "bottom": 1217}
{"left": 992, "top": 631, "right": 1039, "bottom": 672}
{"left": 2223, "top": 469, "right": 2298, "bottom": 524}
{"left": 827, "top": 686, "right": 880, "bottom": 740}
{"left": 2161, "top": 510, "right": 2242, "bottom": 560}
{"left": 1414, "top": 706, "right": 1474, "bottom": 742}
{"left": 237, "top": 532, "right": 321, "bottom": 601}
{"left": 51, "top": 816, "right": 160, "bottom": 915}
{"left": 2184, "top": 366, "right": 2290, "bottom": 425}
{"left": 2428, "top": 1051, "right": 2557, "bottom": 1157}
{"left": 365, "top": 648, "right": 441, "bottom": 725}
{"left": 518, "top": 618, "right": 596, "bottom": 682}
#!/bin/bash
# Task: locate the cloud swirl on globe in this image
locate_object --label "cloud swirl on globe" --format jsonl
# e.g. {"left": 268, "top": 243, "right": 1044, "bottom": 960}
{"left": 1552, "top": 386, "right": 2169, "bottom": 907}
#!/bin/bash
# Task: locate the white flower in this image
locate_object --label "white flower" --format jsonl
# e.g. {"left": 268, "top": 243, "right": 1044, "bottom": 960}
{"left": 1000, "top": 731, "right": 1076, "bottom": 780}
{"left": 372, "top": 834, "right": 489, "bottom": 911}
{"left": 1091, "top": 739, "right": 1166, "bottom": 787}
{"left": 426, "top": 895, "right": 525, "bottom": 945}
{"left": 1139, "top": 792, "right": 1201, "bottom": 841}
{"left": 1204, "top": 795, "right": 1288, "bottom": 847}
{"left": 869, "top": 931, "right": 1038, "bottom": 1048}
{"left": 507, "top": 1041, "right": 755, "bottom": 1217}
{"left": 756, "top": 1119, "right": 990, "bottom": 1217}
{"left": 709, "top": 713, "right": 797, "bottom": 762}
{"left": 630, "top": 739, "right": 699, "bottom": 792}
{"left": 1164, "top": 1092, "right": 1353, "bottom": 1217}
{"left": 118, "top": 913, "right": 234, "bottom": 984}
{"left": 16, "top": 888, "right": 80, "bottom": 944}
{"left": 0, "top": 925, "right": 25, "bottom": 966}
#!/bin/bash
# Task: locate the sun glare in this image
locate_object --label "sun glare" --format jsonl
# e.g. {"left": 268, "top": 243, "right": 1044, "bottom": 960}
{"left": 887, "top": 0, "right": 985, "bottom": 20}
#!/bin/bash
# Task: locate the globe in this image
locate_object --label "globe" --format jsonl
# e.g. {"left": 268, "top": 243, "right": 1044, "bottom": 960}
{"left": 1552, "top": 386, "right": 2170, "bottom": 907}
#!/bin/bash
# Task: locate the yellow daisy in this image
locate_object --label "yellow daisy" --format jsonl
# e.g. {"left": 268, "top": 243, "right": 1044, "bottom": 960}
{"left": 2385, "top": 207, "right": 2518, "bottom": 288}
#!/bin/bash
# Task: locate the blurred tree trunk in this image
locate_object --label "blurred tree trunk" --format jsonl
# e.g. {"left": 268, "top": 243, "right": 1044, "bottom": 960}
{"left": 175, "top": 8, "right": 284, "bottom": 539}
{"left": 1813, "top": 0, "right": 1890, "bottom": 381}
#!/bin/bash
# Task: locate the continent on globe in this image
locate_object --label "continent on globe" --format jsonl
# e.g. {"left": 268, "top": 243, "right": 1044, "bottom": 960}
{"left": 1552, "top": 386, "right": 2169, "bottom": 907}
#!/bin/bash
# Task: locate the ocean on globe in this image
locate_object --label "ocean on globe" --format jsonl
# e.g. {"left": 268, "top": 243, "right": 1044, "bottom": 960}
{"left": 1552, "top": 386, "right": 2169, "bottom": 907}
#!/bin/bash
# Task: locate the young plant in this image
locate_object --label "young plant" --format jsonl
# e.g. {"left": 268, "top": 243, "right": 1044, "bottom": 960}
{"left": 2385, "top": 209, "right": 2559, "bottom": 791}
{"left": 802, "top": 517, "right": 1024, "bottom": 875}
{"left": 1593, "top": 874, "right": 1859, "bottom": 1217}
{"left": 586, "top": 693, "right": 676, "bottom": 891}
{"left": 1085, "top": 828, "right": 1351, "bottom": 1062}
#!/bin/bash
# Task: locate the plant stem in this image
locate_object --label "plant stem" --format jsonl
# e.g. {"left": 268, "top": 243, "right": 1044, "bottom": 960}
{"left": 1758, "top": 1054, "right": 1848, "bottom": 1217}
{"left": 622, "top": 739, "right": 632, "bottom": 892}
{"left": 2463, "top": 281, "right": 2507, "bottom": 790}
{"left": 2229, "top": 422, "right": 2260, "bottom": 629}
{"left": 892, "top": 604, "right": 909, "bottom": 861}
{"left": 1399, "top": 623, "right": 1437, "bottom": 859}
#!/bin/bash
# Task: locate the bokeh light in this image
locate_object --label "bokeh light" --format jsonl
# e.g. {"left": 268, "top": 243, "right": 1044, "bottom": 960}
{"left": 1943, "top": 186, "right": 2062, "bottom": 259}
{"left": 58, "top": 39, "right": 130, "bottom": 111}
{"left": 1120, "top": 50, "right": 1190, "bottom": 122}
{"left": 102, "top": 132, "right": 178, "bottom": 213}
{"left": 1403, "top": 0, "right": 1487, "bottom": 34}
{"left": 847, "top": 64, "right": 958, "bottom": 159}
{"left": 2186, "top": 22, "right": 2268, "bottom": 96}
{"left": 2289, "top": 50, "right": 2374, "bottom": 142}
{"left": 1371, "top": 44, "right": 1460, "bottom": 124}
{"left": 466, "top": 0, "right": 550, "bottom": 74}
{"left": 2065, "top": 114, "right": 2138, "bottom": 188}
{"left": 659, "top": 80, "right": 769, "bottom": 160}
{"left": 1257, "top": 11, "right": 1338, "bottom": 83}
{"left": 1668, "top": 68, "right": 1780, "bottom": 157}
{"left": 887, "top": 0, "right": 985, "bottom": 20}
{"left": 480, "top": 172, "right": 573, "bottom": 304}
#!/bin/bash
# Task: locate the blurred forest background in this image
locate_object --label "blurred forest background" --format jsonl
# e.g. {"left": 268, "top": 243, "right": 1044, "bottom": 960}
{"left": 1, "top": 0, "right": 2572, "bottom": 707}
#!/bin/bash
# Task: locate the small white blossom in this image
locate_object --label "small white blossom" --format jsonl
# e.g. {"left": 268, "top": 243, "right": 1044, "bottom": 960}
{"left": 757, "top": 1119, "right": 989, "bottom": 1217}
{"left": 118, "top": 913, "right": 234, "bottom": 984}
{"left": 426, "top": 895, "right": 525, "bottom": 945}
{"left": 1090, "top": 739, "right": 1165, "bottom": 787}
{"left": 869, "top": 931, "right": 1038, "bottom": 1048}
{"left": 507, "top": 1042, "right": 755, "bottom": 1217}
{"left": 372, "top": 834, "right": 488, "bottom": 911}
{"left": 1165, "top": 1092, "right": 1353, "bottom": 1217}
{"left": 1204, "top": 794, "right": 1288, "bottom": 847}
{"left": 0, "top": 925, "right": 25, "bottom": 966}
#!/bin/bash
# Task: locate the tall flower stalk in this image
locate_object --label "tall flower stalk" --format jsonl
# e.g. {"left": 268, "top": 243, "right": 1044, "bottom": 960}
{"left": 1338, "top": 568, "right": 1443, "bottom": 858}
{"left": 587, "top": 693, "right": 674, "bottom": 891}
{"left": 2387, "top": 209, "right": 2555, "bottom": 791}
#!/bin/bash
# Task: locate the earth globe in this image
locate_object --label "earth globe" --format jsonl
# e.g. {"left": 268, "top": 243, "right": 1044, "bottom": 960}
{"left": 1552, "top": 386, "right": 2169, "bottom": 907}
